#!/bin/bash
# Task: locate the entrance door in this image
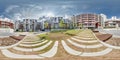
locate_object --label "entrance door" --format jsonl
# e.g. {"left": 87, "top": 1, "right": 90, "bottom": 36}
{"left": 95, "top": 22, "right": 99, "bottom": 28}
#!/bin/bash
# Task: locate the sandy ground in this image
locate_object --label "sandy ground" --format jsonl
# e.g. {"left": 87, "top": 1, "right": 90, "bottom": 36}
{"left": 0, "top": 32, "right": 120, "bottom": 60}
{"left": 0, "top": 40, "right": 120, "bottom": 60}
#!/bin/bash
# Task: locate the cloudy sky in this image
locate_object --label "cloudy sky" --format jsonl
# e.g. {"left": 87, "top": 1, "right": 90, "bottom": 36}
{"left": 0, "top": 0, "right": 120, "bottom": 20}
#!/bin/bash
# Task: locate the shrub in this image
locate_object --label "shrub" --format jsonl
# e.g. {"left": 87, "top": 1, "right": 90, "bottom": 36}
{"left": 65, "top": 29, "right": 83, "bottom": 36}
{"left": 50, "top": 29, "right": 67, "bottom": 33}
{"left": 38, "top": 33, "right": 49, "bottom": 40}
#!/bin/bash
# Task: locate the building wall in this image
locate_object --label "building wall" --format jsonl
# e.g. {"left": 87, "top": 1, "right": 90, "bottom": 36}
{"left": 100, "top": 14, "right": 107, "bottom": 28}
{"left": 105, "top": 16, "right": 120, "bottom": 28}
{"left": 0, "top": 20, "right": 14, "bottom": 29}
{"left": 23, "top": 19, "right": 37, "bottom": 32}
{"left": 105, "top": 20, "right": 120, "bottom": 28}
{"left": 75, "top": 14, "right": 100, "bottom": 29}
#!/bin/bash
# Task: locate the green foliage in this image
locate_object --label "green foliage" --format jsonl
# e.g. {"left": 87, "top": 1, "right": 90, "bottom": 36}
{"left": 65, "top": 29, "right": 83, "bottom": 36}
{"left": 59, "top": 20, "right": 64, "bottom": 28}
{"left": 50, "top": 29, "right": 67, "bottom": 33}
{"left": 44, "top": 21, "right": 49, "bottom": 29}
{"left": 38, "top": 33, "right": 50, "bottom": 40}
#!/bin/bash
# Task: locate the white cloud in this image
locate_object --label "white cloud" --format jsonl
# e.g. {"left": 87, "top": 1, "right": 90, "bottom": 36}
{"left": 61, "top": 5, "right": 74, "bottom": 9}
{"left": 13, "top": 13, "right": 22, "bottom": 20}
{"left": 5, "top": 5, "right": 20, "bottom": 13}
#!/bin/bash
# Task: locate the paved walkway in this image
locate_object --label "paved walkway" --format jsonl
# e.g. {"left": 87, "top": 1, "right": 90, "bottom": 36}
{"left": 61, "top": 30, "right": 115, "bottom": 56}
{"left": 74, "top": 36, "right": 95, "bottom": 40}
{"left": 71, "top": 37, "right": 98, "bottom": 43}
{"left": 67, "top": 39, "right": 103, "bottom": 48}
{"left": 13, "top": 41, "right": 52, "bottom": 52}
{"left": 39, "top": 41, "right": 58, "bottom": 57}
{"left": 1, "top": 41, "right": 58, "bottom": 59}
{"left": 21, "top": 39, "right": 45, "bottom": 44}
{"left": 62, "top": 40, "right": 113, "bottom": 56}
{"left": 1, "top": 49, "right": 44, "bottom": 59}
{"left": 61, "top": 40, "right": 82, "bottom": 55}
{"left": 19, "top": 40, "right": 48, "bottom": 47}
{"left": 99, "top": 29, "right": 120, "bottom": 37}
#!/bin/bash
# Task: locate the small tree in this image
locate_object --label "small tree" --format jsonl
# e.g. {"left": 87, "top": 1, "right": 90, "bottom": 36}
{"left": 79, "top": 23, "right": 83, "bottom": 29}
{"left": 44, "top": 21, "right": 49, "bottom": 29}
{"left": 59, "top": 20, "right": 64, "bottom": 29}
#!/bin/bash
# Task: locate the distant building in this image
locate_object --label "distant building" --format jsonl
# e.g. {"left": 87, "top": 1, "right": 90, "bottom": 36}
{"left": 14, "top": 20, "right": 22, "bottom": 31}
{"left": 0, "top": 18, "right": 14, "bottom": 33}
{"left": 23, "top": 19, "right": 37, "bottom": 32}
{"left": 71, "top": 14, "right": 101, "bottom": 29}
{"left": 71, "top": 15, "right": 77, "bottom": 28}
{"left": 49, "top": 17, "right": 63, "bottom": 29}
{"left": 105, "top": 16, "right": 120, "bottom": 28}
{"left": 0, "top": 18, "right": 14, "bottom": 29}
{"left": 14, "top": 19, "right": 38, "bottom": 32}
{"left": 99, "top": 14, "right": 107, "bottom": 28}
{"left": 14, "top": 16, "right": 74, "bottom": 32}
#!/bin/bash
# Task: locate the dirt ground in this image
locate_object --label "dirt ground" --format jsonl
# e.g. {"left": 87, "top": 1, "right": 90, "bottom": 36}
{"left": 0, "top": 39, "right": 120, "bottom": 60}
{"left": 0, "top": 31, "right": 120, "bottom": 60}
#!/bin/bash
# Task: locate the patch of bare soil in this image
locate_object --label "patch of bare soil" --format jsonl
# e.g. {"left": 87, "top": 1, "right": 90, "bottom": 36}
{"left": 95, "top": 32, "right": 112, "bottom": 41}
{"left": 48, "top": 33, "right": 71, "bottom": 40}
{"left": 0, "top": 35, "right": 25, "bottom": 46}
{"left": 106, "top": 37, "right": 120, "bottom": 46}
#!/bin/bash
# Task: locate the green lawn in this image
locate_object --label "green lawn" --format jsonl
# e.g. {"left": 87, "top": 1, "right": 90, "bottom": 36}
{"left": 37, "top": 29, "right": 83, "bottom": 40}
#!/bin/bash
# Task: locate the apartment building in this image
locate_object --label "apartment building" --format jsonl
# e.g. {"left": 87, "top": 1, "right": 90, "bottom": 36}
{"left": 0, "top": 18, "right": 14, "bottom": 29}
{"left": 14, "top": 19, "right": 38, "bottom": 32}
{"left": 105, "top": 16, "right": 120, "bottom": 28}
{"left": 23, "top": 19, "right": 37, "bottom": 32}
{"left": 71, "top": 13, "right": 104, "bottom": 29}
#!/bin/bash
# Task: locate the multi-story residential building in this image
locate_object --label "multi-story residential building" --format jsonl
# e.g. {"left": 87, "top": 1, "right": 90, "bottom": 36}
{"left": 99, "top": 14, "right": 107, "bottom": 28}
{"left": 39, "top": 16, "right": 48, "bottom": 30}
{"left": 14, "top": 20, "right": 22, "bottom": 31}
{"left": 105, "top": 16, "right": 120, "bottom": 28}
{"left": 49, "top": 17, "right": 63, "bottom": 29}
{"left": 77, "top": 13, "right": 100, "bottom": 29}
{"left": 14, "top": 19, "right": 38, "bottom": 32}
{"left": 14, "top": 16, "right": 75, "bottom": 32}
{"left": 71, "top": 13, "right": 103, "bottom": 29}
{"left": 23, "top": 19, "right": 37, "bottom": 32}
{"left": 0, "top": 18, "right": 14, "bottom": 29}
{"left": 0, "top": 18, "right": 14, "bottom": 33}
{"left": 71, "top": 15, "right": 77, "bottom": 28}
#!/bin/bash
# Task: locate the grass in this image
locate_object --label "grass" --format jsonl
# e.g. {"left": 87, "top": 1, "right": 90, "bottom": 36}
{"left": 37, "top": 29, "right": 83, "bottom": 40}
{"left": 50, "top": 29, "right": 68, "bottom": 33}
{"left": 64, "top": 29, "right": 83, "bottom": 36}
{"left": 38, "top": 33, "right": 50, "bottom": 40}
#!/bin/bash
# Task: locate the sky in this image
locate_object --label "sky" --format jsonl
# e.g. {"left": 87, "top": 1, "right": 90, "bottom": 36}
{"left": 0, "top": 0, "right": 120, "bottom": 20}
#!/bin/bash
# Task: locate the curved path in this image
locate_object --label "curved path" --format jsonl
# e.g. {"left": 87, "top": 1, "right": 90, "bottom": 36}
{"left": 1, "top": 49, "right": 44, "bottom": 59}
{"left": 61, "top": 40, "right": 82, "bottom": 55}
{"left": 61, "top": 40, "right": 113, "bottom": 56}
{"left": 71, "top": 37, "right": 98, "bottom": 43}
{"left": 21, "top": 40, "right": 44, "bottom": 44}
{"left": 67, "top": 39, "right": 103, "bottom": 48}
{"left": 1, "top": 41, "right": 58, "bottom": 59}
{"left": 74, "top": 36, "right": 95, "bottom": 40}
{"left": 39, "top": 41, "right": 58, "bottom": 57}
{"left": 19, "top": 40, "right": 48, "bottom": 47}
{"left": 13, "top": 41, "right": 52, "bottom": 52}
